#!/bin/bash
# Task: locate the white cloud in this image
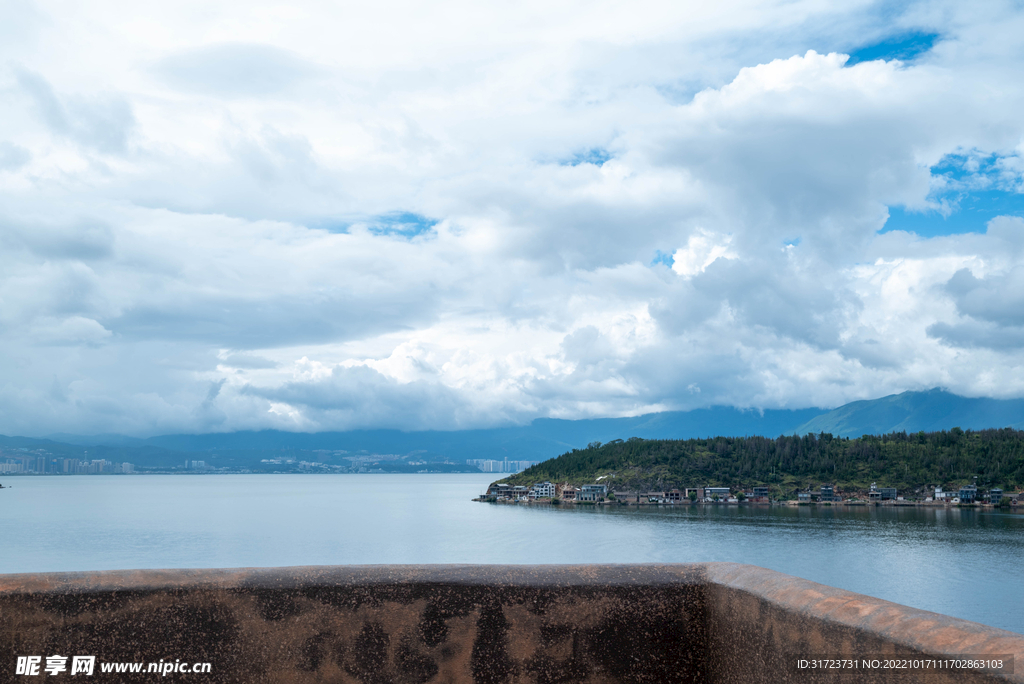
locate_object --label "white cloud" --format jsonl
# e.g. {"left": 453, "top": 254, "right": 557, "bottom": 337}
{"left": 671, "top": 230, "right": 736, "bottom": 277}
{"left": 29, "top": 316, "right": 113, "bottom": 346}
{"left": 1, "top": 1, "right": 1024, "bottom": 435}
{"left": 153, "top": 43, "right": 323, "bottom": 97}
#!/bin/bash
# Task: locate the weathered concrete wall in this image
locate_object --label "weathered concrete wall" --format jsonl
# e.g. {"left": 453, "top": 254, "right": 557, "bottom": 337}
{"left": 0, "top": 566, "right": 708, "bottom": 683}
{"left": 0, "top": 564, "right": 1021, "bottom": 683}
{"left": 704, "top": 563, "right": 1024, "bottom": 684}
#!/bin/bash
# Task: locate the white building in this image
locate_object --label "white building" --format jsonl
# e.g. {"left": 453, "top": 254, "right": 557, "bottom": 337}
{"left": 468, "top": 459, "right": 538, "bottom": 473}
{"left": 529, "top": 482, "right": 556, "bottom": 498}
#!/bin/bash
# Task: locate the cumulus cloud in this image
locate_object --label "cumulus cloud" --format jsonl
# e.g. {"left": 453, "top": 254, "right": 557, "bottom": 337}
{"left": 0, "top": 217, "right": 114, "bottom": 260}
{"left": 1, "top": 0, "right": 1024, "bottom": 436}
{"left": 671, "top": 230, "right": 736, "bottom": 277}
{"left": 927, "top": 321, "right": 1024, "bottom": 351}
{"left": 14, "top": 67, "right": 135, "bottom": 154}
{"left": 0, "top": 142, "right": 31, "bottom": 170}
{"left": 942, "top": 267, "right": 1024, "bottom": 327}
{"left": 244, "top": 364, "right": 475, "bottom": 431}
{"left": 29, "top": 316, "right": 113, "bottom": 346}
{"left": 153, "top": 44, "right": 322, "bottom": 97}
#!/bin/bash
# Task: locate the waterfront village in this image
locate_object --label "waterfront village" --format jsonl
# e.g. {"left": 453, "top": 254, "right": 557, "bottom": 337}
{"left": 478, "top": 481, "right": 1024, "bottom": 507}
{"left": 0, "top": 449, "right": 479, "bottom": 476}
{"left": 0, "top": 442, "right": 527, "bottom": 476}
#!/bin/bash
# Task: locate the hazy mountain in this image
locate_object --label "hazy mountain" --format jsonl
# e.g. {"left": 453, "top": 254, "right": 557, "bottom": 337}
{"left": 0, "top": 433, "right": 182, "bottom": 467}
{"left": 19, "top": 390, "right": 1024, "bottom": 469}
{"left": 119, "top": 406, "right": 827, "bottom": 459}
{"left": 33, "top": 406, "right": 827, "bottom": 468}
{"left": 46, "top": 433, "right": 149, "bottom": 448}
{"left": 794, "top": 389, "right": 1024, "bottom": 437}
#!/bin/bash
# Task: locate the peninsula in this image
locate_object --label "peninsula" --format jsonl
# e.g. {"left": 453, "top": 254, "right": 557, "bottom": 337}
{"left": 481, "top": 428, "right": 1024, "bottom": 504}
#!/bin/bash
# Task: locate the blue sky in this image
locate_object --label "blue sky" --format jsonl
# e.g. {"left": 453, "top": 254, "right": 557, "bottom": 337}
{"left": 1, "top": 0, "right": 1024, "bottom": 436}
{"left": 846, "top": 31, "right": 940, "bottom": 66}
{"left": 884, "top": 192, "right": 1024, "bottom": 237}
{"left": 883, "top": 153, "right": 1024, "bottom": 237}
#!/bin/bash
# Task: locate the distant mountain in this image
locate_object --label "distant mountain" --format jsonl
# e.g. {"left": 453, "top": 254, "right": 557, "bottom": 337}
{"left": 794, "top": 389, "right": 1024, "bottom": 437}
{"left": 17, "top": 389, "right": 1024, "bottom": 470}
{"left": 55, "top": 406, "right": 827, "bottom": 461}
{"left": 0, "top": 433, "right": 183, "bottom": 468}
{"left": 46, "top": 433, "right": 148, "bottom": 448}
{"left": 23, "top": 406, "right": 825, "bottom": 469}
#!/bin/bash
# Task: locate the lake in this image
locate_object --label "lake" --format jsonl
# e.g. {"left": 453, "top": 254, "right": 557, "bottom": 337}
{"left": 1, "top": 473, "right": 1022, "bottom": 634}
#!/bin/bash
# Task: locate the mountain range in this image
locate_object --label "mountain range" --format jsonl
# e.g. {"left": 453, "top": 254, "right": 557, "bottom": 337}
{"left": 4, "top": 388, "right": 1024, "bottom": 470}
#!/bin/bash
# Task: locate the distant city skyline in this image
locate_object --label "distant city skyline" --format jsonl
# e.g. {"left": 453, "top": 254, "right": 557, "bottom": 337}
{"left": 2, "top": 1, "right": 1024, "bottom": 437}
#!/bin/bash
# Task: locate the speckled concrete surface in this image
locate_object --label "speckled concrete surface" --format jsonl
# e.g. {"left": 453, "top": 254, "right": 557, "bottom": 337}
{"left": 0, "top": 564, "right": 1020, "bottom": 683}
{"left": 703, "top": 563, "right": 1024, "bottom": 683}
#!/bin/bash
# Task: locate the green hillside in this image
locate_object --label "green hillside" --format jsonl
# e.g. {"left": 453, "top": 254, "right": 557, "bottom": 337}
{"left": 499, "top": 428, "right": 1024, "bottom": 497}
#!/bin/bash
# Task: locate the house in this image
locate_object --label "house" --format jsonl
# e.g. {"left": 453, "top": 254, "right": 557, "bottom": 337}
{"left": 820, "top": 484, "right": 837, "bottom": 502}
{"left": 511, "top": 485, "right": 531, "bottom": 501}
{"left": 879, "top": 487, "right": 897, "bottom": 501}
{"left": 486, "top": 483, "right": 512, "bottom": 498}
{"left": 530, "top": 482, "right": 556, "bottom": 499}
{"left": 798, "top": 492, "right": 811, "bottom": 502}
{"left": 557, "top": 483, "right": 579, "bottom": 500}
{"left": 988, "top": 489, "right": 1003, "bottom": 505}
{"left": 704, "top": 487, "right": 730, "bottom": 501}
{"left": 666, "top": 489, "right": 684, "bottom": 502}
{"left": 751, "top": 486, "right": 770, "bottom": 502}
{"left": 959, "top": 485, "right": 977, "bottom": 503}
{"left": 579, "top": 484, "right": 608, "bottom": 501}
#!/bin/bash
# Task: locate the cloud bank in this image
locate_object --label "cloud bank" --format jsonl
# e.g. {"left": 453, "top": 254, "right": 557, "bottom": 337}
{"left": 2, "top": 0, "right": 1024, "bottom": 436}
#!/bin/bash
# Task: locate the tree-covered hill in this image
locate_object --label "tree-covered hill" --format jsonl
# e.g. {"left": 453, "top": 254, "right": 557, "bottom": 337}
{"left": 499, "top": 429, "right": 1024, "bottom": 497}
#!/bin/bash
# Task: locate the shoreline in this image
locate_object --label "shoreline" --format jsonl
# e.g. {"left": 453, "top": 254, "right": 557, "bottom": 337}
{"left": 473, "top": 497, "right": 1022, "bottom": 510}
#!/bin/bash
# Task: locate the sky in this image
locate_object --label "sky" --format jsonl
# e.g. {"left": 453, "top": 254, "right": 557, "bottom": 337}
{"left": 2, "top": 0, "right": 1024, "bottom": 437}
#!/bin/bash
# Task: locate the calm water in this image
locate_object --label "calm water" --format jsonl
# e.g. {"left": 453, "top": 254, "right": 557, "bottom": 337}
{"left": 2, "top": 474, "right": 1022, "bottom": 634}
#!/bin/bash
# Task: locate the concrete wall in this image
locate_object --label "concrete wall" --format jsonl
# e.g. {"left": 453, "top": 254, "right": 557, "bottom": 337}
{"left": 0, "top": 564, "right": 1020, "bottom": 683}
